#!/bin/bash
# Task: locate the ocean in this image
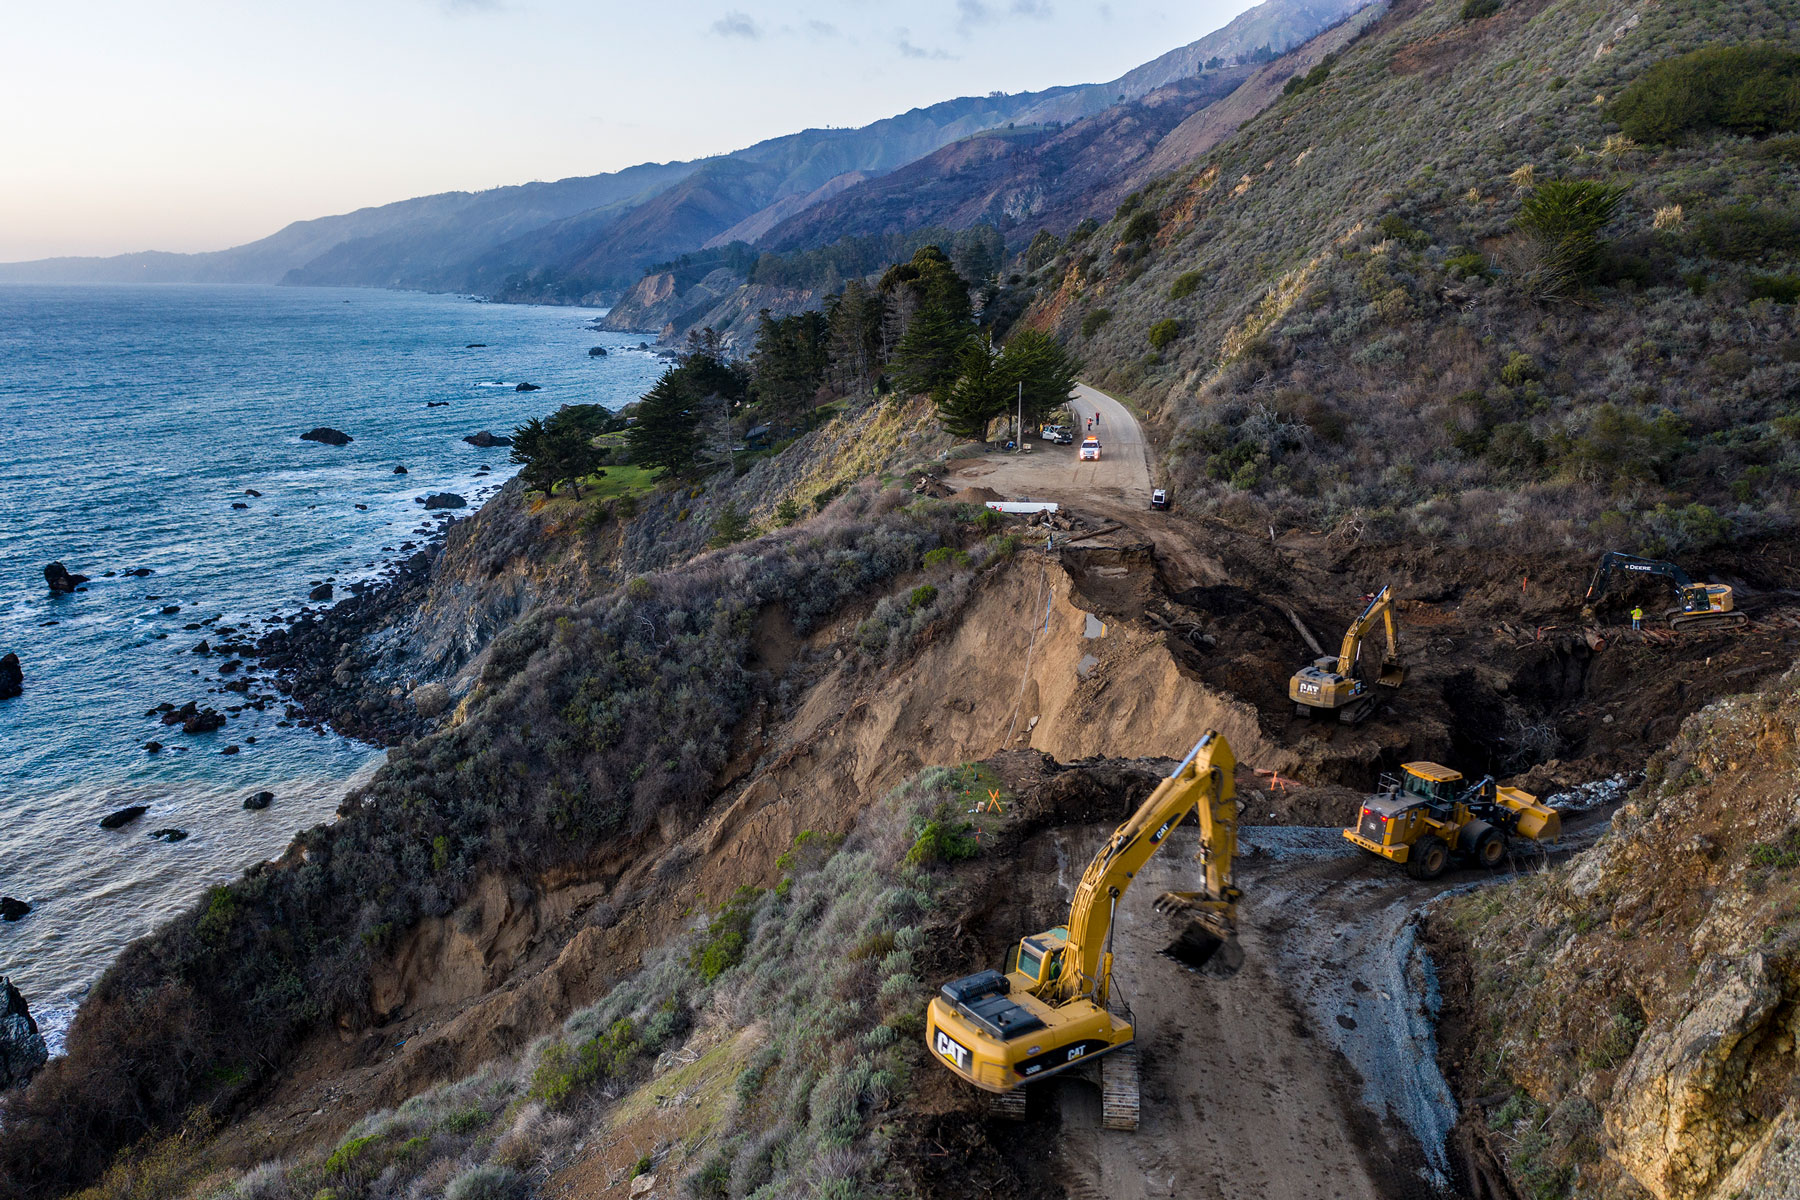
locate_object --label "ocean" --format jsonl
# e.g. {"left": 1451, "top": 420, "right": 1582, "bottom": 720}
{"left": 0, "top": 284, "right": 664, "bottom": 1048}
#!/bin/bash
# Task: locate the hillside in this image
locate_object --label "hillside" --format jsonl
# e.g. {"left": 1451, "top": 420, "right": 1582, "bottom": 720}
{"left": 1012, "top": 0, "right": 1800, "bottom": 557}
{"left": 1438, "top": 662, "right": 1800, "bottom": 1200}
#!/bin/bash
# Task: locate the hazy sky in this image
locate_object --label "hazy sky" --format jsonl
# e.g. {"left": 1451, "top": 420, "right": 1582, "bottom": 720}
{"left": 2, "top": 1, "right": 1261, "bottom": 262}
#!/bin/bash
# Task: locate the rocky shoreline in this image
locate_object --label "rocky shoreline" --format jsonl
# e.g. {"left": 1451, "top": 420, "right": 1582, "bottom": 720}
{"left": 252, "top": 541, "right": 445, "bottom": 747}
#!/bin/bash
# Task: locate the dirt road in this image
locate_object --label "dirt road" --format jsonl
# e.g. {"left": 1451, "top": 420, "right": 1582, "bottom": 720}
{"left": 1041, "top": 826, "right": 1456, "bottom": 1200}
{"left": 947, "top": 382, "right": 1152, "bottom": 505}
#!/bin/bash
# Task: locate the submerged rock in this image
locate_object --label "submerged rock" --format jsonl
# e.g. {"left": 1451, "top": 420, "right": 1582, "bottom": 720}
{"left": 147, "top": 828, "right": 188, "bottom": 843}
{"left": 99, "top": 805, "right": 149, "bottom": 830}
{"left": 0, "top": 653, "right": 19, "bottom": 700}
{"left": 0, "top": 977, "right": 48, "bottom": 1090}
{"left": 43, "top": 562, "right": 89, "bottom": 593}
{"left": 463, "top": 430, "right": 513, "bottom": 448}
{"left": 300, "top": 427, "right": 352, "bottom": 446}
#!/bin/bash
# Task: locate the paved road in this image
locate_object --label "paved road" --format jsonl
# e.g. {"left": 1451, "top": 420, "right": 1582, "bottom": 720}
{"left": 1068, "top": 382, "right": 1152, "bottom": 499}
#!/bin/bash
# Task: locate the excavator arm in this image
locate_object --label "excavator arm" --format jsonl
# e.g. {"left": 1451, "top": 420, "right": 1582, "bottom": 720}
{"left": 1583, "top": 551, "right": 1694, "bottom": 607}
{"left": 1047, "top": 732, "right": 1241, "bottom": 1005}
{"left": 1335, "top": 585, "right": 1406, "bottom": 688}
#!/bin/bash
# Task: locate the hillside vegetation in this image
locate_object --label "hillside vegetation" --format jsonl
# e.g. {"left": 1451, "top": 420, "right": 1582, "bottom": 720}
{"left": 1016, "top": 0, "right": 1800, "bottom": 555}
{"left": 0, "top": 500, "right": 1010, "bottom": 1197}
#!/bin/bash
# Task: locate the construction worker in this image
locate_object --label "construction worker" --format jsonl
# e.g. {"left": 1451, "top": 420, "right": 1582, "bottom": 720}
{"left": 1631, "top": 605, "right": 1644, "bottom": 631}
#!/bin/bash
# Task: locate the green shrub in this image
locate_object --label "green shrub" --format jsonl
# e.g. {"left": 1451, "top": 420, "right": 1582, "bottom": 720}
{"left": 1693, "top": 205, "right": 1800, "bottom": 260}
{"left": 1170, "top": 271, "right": 1204, "bottom": 300}
{"left": 907, "top": 584, "right": 939, "bottom": 611}
{"left": 774, "top": 496, "right": 801, "bottom": 526}
{"left": 1516, "top": 180, "right": 1625, "bottom": 286}
{"left": 1147, "top": 318, "right": 1183, "bottom": 351}
{"left": 904, "top": 804, "right": 980, "bottom": 868}
{"left": 1445, "top": 248, "right": 1491, "bottom": 279}
{"left": 1499, "top": 352, "right": 1538, "bottom": 386}
{"left": 1122, "top": 211, "right": 1158, "bottom": 243}
{"left": 1612, "top": 44, "right": 1800, "bottom": 142}
{"left": 1460, "top": 0, "right": 1501, "bottom": 18}
{"left": 1283, "top": 53, "right": 1337, "bottom": 95}
{"left": 708, "top": 501, "right": 757, "bottom": 549}
{"left": 921, "top": 546, "right": 971, "bottom": 570}
{"left": 1749, "top": 274, "right": 1800, "bottom": 303}
{"left": 691, "top": 887, "right": 761, "bottom": 983}
{"left": 1080, "top": 307, "right": 1114, "bottom": 337}
{"left": 1749, "top": 829, "right": 1800, "bottom": 870}
{"left": 324, "top": 1135, "right": 380, "bottom": 1176}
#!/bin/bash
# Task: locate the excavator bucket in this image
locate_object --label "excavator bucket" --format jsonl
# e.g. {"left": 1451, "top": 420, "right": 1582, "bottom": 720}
{"left": 1162, "top": 920, "right": 1245, "bottom": 976}
{"left": 1154, "top": 892, "right": 1245, "bottom": 976}
{"left": 1377, "top": 658, "right": 1406, "bottom": 689}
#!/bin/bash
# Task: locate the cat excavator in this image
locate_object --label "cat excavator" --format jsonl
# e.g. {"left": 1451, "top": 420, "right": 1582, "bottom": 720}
{"left": 1582, "top": 551, "right": 1746, "bottom": 632}
{"left": 1289, "top": 586, "right": 1406, "bottom": 724}
{"left": 924, "top": 732, "right": 1241, "bottom": 1130}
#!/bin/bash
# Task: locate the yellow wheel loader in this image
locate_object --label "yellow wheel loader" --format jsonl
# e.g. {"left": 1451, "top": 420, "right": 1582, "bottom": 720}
{"left": 1582, "top": 551, "right": 1745, "bottom": 632}
{"left": 1343, "top": 762, "right": 1561, "bottom": 879}
{"left": 1290, "top": 585, "right": 1405, "bottom": 724}
{"left": 924, "top": 732, "right": 1242, "bottom": 1130}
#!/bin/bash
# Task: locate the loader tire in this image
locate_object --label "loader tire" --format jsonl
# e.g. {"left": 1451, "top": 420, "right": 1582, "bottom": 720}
{"left": 1472, "top": 828, "right": 1507, "bottom": 869}
{"left": 1407, "top": 835, "right": 1449, "bottom": 881}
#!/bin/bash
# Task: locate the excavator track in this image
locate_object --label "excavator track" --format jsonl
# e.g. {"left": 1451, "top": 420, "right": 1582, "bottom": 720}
{"left": 1667, "top": 610, "right": 1748, "bottom": 632}
{"left": 1101, "top": 1043, "right": 1140, "bottom": 1130}
{"left": 988, "top": 1087, "right": 1028, "bottom": 1122}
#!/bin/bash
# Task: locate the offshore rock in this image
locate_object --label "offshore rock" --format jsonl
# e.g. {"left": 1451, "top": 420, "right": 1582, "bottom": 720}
{"left": 300, "top": 427, "right": 353, "bottom": 446}
{"left": 309, "top": 583, "right": 334, "bottom": 602}
{"left": 0, "top": 897, "right": 29, "bottom": 921}
{"left": 44, "top": 563, "right": 89, "bottom": 593}
{"left": 0, "top": 978, "right": 48, "bottom": 1090}
{"left": 99, "top": 805, "right": 149, "bottom": 829}
{"left": 0, "top": 653, "right": 20, "bottom": 700}
{"left": 244, "top": 791, "right": 274, "bottom": 811}
{"left": 463, "top": 430, "right": 512, "bottom": 448}
{"left": 422, "top": 493, "right": 467, "bottom": 510}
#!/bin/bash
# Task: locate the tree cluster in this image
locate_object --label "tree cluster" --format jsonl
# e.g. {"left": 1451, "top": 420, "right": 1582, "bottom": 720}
{"left": 509, "top": 404, "right": 616, "bottom": 499}
{"left": 625, "top": 329, "right": 750, "bottom": 476}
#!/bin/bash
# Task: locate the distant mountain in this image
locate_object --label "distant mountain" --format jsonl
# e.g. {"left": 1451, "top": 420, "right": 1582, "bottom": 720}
{"left": 0, "top": 0, "right": 1374, "bottom": 301}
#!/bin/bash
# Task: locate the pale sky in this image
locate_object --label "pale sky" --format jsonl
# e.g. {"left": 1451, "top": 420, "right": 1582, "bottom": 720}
{"left": 1, "top": 1, "right": 1261, "bottom": 262}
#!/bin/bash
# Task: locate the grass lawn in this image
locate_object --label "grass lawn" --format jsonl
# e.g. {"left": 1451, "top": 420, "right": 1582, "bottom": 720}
{"left": 573, "top": 463, "right": 662, "bottom": 501}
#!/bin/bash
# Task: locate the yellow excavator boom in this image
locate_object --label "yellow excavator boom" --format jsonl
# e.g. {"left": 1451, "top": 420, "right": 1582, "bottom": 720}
{"left": 1054, "top": 732, "right": 1239, "bottom": 1004}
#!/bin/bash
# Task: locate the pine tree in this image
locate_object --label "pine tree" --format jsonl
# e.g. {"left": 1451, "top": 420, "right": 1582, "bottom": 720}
{"left": 998, "top": 329, "right": 1084, "bottom": 426}
{"left": 935, "top": 332, "right": 1009, "bottom": 441}
{"left": 888, "top": 246, "right": 975, "bottom": 397}
{"left": 626, "top": 370, "right": 704, "bottom": 475}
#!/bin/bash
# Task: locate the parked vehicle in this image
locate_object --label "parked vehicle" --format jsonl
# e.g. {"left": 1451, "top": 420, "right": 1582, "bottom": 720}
{"left": 1150, "top": 489, "right": 1168, "bottom": 510}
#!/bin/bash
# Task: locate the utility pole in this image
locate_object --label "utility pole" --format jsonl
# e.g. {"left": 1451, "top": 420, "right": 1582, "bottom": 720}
{"left": 1017, "top": 381, "right": 1023, "bottom": 452}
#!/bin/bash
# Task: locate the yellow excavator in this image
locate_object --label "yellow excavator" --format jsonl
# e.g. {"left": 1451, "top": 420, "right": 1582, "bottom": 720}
{"left": 1289, "top": 586, "right": 1405, "bottom": 724}
{"left": 924, "top": 732, "right": 1241, "bottom": 1130}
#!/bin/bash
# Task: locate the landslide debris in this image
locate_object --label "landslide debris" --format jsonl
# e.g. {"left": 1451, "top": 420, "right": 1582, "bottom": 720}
{"left": 1436, "top": 660, "right": 1800, "bottom": 1200}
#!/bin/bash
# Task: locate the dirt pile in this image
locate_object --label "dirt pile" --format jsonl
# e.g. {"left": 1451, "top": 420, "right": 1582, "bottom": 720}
{"left": 1436, "top": 661, "right": 1800, "bottom": 1200}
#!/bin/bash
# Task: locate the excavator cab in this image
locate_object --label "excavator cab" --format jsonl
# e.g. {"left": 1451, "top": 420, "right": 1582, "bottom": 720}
{"left": 1004, "top": 931, "right": 1068, "bottom": 987}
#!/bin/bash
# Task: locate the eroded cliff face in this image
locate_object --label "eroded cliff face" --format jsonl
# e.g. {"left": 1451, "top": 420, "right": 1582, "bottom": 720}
{"left": 1445, "top": 664, "right": 1800, "bottom": 1200}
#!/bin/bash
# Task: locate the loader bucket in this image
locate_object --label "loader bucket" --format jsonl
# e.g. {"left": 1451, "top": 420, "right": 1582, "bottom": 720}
{"left": 1161, "top": 921, "right": 1245, "bottom": 978}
